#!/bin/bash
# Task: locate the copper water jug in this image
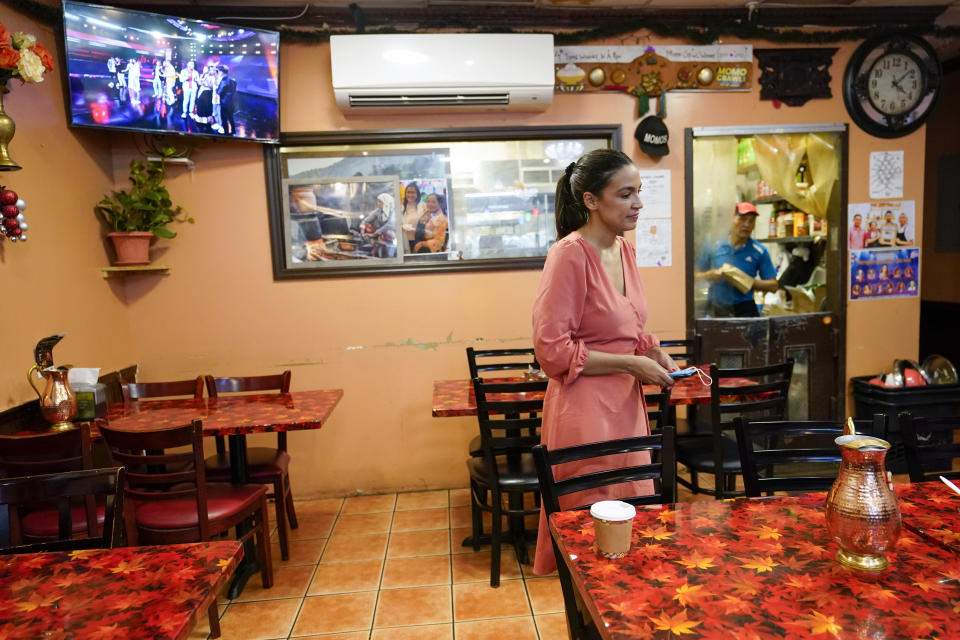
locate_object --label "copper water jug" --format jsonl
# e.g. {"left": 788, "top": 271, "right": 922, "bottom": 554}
{"left": 27, "top": 365, "right": 77, "bottom": 431}
{"left": 824, "top": 419, "right": 901, "bottom": 571}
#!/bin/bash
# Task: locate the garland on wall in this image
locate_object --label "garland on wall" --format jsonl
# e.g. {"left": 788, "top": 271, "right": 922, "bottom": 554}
{"left": 8, "top": 0, "right": 960, "bottom": 47}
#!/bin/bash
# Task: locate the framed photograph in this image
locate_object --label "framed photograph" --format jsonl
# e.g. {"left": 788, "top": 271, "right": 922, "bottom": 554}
{"left": 264, "top": 125, "right": 620, "bottom": 278}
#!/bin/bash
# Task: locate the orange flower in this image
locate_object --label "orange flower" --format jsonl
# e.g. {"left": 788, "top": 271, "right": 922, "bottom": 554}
{"left": 0, "top": 45, "right": 19, "bottom": 71}
{"left": 0, "top": 23, "right": 10, "bottom": 46}
{"left": 30, "top": 43, "right": 53, "bottom": 72}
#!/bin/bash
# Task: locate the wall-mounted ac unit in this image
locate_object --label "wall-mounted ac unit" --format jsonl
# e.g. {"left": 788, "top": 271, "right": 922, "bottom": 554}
{"left": 330, "top": 33, "right": 554, "bottom": 112}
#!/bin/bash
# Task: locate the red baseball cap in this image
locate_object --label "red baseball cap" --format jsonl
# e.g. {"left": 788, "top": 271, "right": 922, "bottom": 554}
{"left": 735, "top": 202, "right": 758, "bottom": 216}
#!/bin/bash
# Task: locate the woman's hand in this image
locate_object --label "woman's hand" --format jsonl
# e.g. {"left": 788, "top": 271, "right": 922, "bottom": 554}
{"left": 630, "top": 356, "right": 675, "bottom": 387}
{"left": 646, "top": 346, "right": 678, "bottom": 372}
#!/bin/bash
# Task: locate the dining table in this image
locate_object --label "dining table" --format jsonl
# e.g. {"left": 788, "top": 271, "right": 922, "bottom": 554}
{"left": 0, "top": 540, "right": 242, "bottom": 639}
{"left": 94, "top": 388, "right": 343, "bottom": 598}
{"left": 548, "top": 481, "right": 960, "bottom": 640}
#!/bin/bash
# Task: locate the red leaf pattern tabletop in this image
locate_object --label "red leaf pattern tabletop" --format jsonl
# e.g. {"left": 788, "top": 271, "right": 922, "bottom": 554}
{"left": 0, "top": 541, "right": 242, "bottom": 639}
{"left": 549, "top": 482, "right": 960, "bottom": 640}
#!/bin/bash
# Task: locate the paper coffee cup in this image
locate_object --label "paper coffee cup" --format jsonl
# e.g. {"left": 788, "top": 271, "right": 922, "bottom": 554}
{"left": 590, "top": 500, "right": 636, "bottom": 559}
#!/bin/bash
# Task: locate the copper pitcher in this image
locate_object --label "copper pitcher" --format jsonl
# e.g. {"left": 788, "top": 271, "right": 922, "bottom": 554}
{"left": 824, "top": 419, "right": 901, "bottom": 571}
{"left": 27, "top": 365, "right": 77, "bottom": 431}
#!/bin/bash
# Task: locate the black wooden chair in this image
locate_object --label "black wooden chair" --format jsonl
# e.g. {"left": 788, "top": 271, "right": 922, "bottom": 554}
{"left": 900, "top": 412, "right": 960, "bottom": 483}
{"left": 203, "top": 371, "right": 298, "bottom": 561}
{"left": 676, "top": 360, "right": 793, "bottom": 499}
{"left": 657, "top": 338, "right": 698, "bottom": 434}
{"left": 532, "top": 426, "right": 676, "bottom": 640}
{"left": 467, "top": 376, "right": 546, "bottom": 587}
{"left": 734, "top": 415, "right": 887, "bottom": 497}
{"left": 120, "top": 376, "right": 204, "bottom": 402}
{"left": 0, "top": 467, "right": 124, "bottom": 554}
{"left": 98, "top": 364, "right": 139, "bottom": 404}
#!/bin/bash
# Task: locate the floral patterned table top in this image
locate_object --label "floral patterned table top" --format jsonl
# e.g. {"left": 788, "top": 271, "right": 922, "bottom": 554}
{"left": 93, "top": 389, "right": 343, "bottom": 437}
{"left": 0, "top": 541, "right": 242, "bottom": 639}
{"left": 549, "top": 482, "right": 960, "bottom": 640}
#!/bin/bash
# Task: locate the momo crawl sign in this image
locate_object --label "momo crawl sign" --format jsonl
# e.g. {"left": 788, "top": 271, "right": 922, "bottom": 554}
{"left": 553, "top": 44, "right": 753, "bottom": 95}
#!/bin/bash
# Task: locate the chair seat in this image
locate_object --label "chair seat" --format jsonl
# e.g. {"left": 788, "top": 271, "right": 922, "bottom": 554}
{"left": 467, "top": 454, "right": 539, "bottom": 490}
{"left": 677, "top": 434, "right": 742, "bottom": 473}
{"left": 21, "top": 505, "right": 106, "bottom": 538}
{"left": 468, "top": 435, "right": 482, "bottom": 458}
{"left": 204, "top": 448, "right": 290, "bottom": 481}
{"left": 135, "top": 483, "right": 267, "bottom": 529}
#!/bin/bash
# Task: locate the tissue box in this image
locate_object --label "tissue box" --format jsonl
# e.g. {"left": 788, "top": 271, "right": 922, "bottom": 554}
{"left": 73, "top": 382, "right": 107, "bottom": 420}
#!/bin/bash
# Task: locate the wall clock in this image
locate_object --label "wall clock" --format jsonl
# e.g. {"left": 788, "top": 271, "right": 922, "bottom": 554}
{"left": 843, "top": 33, "right": 942, "bottom": 138}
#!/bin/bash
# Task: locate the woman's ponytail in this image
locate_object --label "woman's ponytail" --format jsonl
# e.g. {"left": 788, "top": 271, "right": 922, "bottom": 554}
{"left": 555, "top": 162, "right": 588, "bottom": 239}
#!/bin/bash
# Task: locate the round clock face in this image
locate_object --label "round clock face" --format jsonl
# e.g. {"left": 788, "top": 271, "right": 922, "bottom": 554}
{"left": 843, "top": 34, "right": 942, "bottom": 139}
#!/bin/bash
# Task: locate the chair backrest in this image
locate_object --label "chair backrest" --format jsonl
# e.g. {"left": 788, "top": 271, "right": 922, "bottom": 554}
{"left": 659, "top": 339, "right": 696, "bottom": 366}
{"left": 121, "top": 376, "right": 204, "bottom": 402}
{"left": 533, "top": 425, "right": 676, "bottom": 513}
{"left": 99, "top": 419, "right": 212, "bottom": 540}
{"left": 98, "top": 364, "right": 139, "bottom": 405}
{"left": 205, "top": 371, "right": 291, "bottom": 451}
{"left": 709, "top": 360, "right": 794, "bottom": 432}
{"left": 644, "top": 386, "right": 671, "bottom": 433}
{"left": 900, "top": 412, "right": 960, "bottom": 483}
{"left": 0, "top": 423, "right": 94, "bottom": 477}
{"left": 734, "top": 415, "right": 887, "bottom": 497}
{"left": 0, "top": 467, "right": 124, "bottom": 553}
{"left": 466, "top": 347, "right": 540, "bottom": 380}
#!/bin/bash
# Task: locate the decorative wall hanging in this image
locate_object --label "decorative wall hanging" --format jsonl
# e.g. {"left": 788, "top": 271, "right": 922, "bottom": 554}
{"left": 554, "top": 44, "right": 752, "bottom": 116}
{"left": 0, "top": 185, "right": 27, "bottom": 242}
{"left": 0, "top": 21, "right": 55, "bottom": 171}
{"left": 754, "top": 48, "right": 838, "bottom": 107}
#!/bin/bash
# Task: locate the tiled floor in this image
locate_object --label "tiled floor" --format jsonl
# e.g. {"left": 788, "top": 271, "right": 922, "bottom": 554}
{"left": 190, "top": 488, "right": 570, "bottom": 640}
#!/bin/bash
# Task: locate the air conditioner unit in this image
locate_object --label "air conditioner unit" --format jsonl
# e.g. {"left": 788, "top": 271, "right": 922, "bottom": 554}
{"left": 330, "top": 33, "right": 554, "bottom": 112}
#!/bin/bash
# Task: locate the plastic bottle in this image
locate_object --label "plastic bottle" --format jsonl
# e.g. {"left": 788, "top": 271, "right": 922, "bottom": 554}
{"left": 769, "top": 213, "right": 777, "bottom": 238}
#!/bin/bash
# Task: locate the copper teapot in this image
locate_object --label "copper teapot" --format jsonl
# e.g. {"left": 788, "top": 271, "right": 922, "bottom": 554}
{"left": 824, "top": 418, "right": 901, "bottom": 571}
{"left": 26, "top": 333, "right": 77, "bottom": 432}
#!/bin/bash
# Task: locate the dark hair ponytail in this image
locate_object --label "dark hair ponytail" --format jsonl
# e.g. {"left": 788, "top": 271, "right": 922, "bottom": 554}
{"left": 554, "top": 149, "right": 634, "bottom": 239}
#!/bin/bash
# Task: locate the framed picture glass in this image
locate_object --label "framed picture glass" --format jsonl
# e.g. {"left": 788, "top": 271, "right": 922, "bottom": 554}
{"left": 264, "top": 125, "right": 620, "bottom": 278}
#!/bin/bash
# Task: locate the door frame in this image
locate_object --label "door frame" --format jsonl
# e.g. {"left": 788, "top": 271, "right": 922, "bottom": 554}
{"left": 684, "top": 123, "right": 849, "bottom": 420}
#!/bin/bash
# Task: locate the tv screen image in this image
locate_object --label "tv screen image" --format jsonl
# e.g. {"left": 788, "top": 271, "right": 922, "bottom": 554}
{"left": 62, "top": 0, "right": 279, "bottom": 142}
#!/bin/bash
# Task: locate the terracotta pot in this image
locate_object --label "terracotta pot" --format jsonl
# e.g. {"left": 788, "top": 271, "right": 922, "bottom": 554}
{"left": 107, "top": 231, "right": 153, "bottom": 266}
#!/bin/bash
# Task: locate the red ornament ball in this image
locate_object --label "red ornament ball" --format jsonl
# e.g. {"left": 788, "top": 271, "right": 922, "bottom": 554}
{"left": 2, "top": 204, "right": 19, "bottom": 218}
{"left": 0, "top": 188, "right": 17, "bottom": 206}
{"left": 3, "top": 218, "right": 18, "bottom": 231}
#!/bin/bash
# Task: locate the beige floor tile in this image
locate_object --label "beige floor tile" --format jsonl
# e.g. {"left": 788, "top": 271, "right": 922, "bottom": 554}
{"left": 293, "top": 498, "right": 343, "bottom": 517}
{"left": 217, "top": 598, "right": 301, "bottom": 640}
{"left": 342, "top": 493, "right": 397, "bottom": 514}
{"left": 453, "top": 580, "right": 531, "bottom": 621}
{"left": 374, "top": 585, "right": 452, "bottom": 627}
{"left": 333, "top": 511, "right": 394, "bottom": 536}
{"left": 232, "top": 564, "right": 315, "bottom": 602}
{"left": 280, "top": 514, "right": 336, "bottom": 540}
{"left": 381, "top": 555, "right": 451, "bottom": 588}
{"left": 371, "top": 623, "right": 453, "bottom": 639}
{"left": 308, "top": 558, "right": 384, "bottom": 595}
{"left": 454, "top": 615, "right": 539, "bottom": 640}
{"left": 391, "top": 508, "right": 449, "bottom": 532}
{"left": 452, "top": 548, "right": 521, "bottom": 583}
{"left": 449, "top": 488, "right": 470, "bottom": 507}
{"left": 272, "top": 538, "right": 327, "bottom": 566}
{"left": 291, "top": 592, "right": 377, "bottom": 636}
{"left": 525, "top": 577, "right": 565, "bottom": 614}
{"left": 395, "top": 490, "right": 450, "bottom": 511}
{"left": 534, "top": 612, "right": 570, "bottom": 640}
{"left": 450, "top": 527, "right": 477, "bottom": 554}
{"left": 322, "top": 533, "right": 389, "bottom": 562}
{"left": 292, "top": 633, "right": 368, "bottom": 640}
{"left": 387, "top": 529, "right": 450, "bottom": 558}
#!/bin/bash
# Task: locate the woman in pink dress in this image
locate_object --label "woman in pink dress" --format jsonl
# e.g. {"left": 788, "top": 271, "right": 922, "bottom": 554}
{"left": 532, "top": 149, "right": 677, "bottom": 575}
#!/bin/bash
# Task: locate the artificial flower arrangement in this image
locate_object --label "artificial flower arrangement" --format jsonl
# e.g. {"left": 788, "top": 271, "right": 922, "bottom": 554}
{"left": 0, "top": 22, "right": 54, "bottom": 85}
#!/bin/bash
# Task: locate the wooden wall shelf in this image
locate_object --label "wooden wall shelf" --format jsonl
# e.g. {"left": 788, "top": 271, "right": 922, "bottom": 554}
{"left": 101, "top": 265, "right": 170, "bottom": 278}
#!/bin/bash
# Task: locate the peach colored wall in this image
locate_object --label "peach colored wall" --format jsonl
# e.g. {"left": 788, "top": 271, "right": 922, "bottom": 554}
{"left": 921, "top": 69, "right": 960, "bottom": 303}
{"left": 1, "top": 10, "right": 926, "bottom": 497}
{"left": 0, "top": 9, "right": 132, "bottom": 409}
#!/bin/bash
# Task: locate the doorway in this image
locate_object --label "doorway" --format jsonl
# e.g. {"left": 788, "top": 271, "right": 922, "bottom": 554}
{"left": 684, "top": 124, "right": 848, "bottom": 420}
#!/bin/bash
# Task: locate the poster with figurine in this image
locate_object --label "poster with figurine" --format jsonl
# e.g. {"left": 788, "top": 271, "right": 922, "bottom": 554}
{"left": 847, "top": 201, "right": 915, "bottom": 251}
{"left": 849, "top": 248, "right": 919, "bottom": 301}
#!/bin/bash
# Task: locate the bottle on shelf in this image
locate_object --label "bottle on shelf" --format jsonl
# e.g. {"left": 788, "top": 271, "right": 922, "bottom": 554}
{"left": 769, "top": 212, "right": 777, "bottom": 239}
{"left": 795, "top": 156, "right": 810, "bottom": 190}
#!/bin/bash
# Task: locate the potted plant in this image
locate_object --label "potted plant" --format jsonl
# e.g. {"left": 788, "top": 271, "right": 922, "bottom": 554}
{"left": 95, "top": 146, "right": 194, "bottom": 266}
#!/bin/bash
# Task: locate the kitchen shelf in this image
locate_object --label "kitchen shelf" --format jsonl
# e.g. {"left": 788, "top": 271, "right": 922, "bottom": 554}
{"left": 758, "top": 236, "right": 823, "bottom": 244}
{"left": 147, "top": 156, "right": 194, "bottom": 169}
{"left": 101, "top": 265, "right": 170, "bottom": 278}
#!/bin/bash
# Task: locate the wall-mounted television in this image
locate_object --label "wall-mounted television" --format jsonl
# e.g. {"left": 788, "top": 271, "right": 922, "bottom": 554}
{"left": 62, "top": 0, "right": 279, "bottom": 143}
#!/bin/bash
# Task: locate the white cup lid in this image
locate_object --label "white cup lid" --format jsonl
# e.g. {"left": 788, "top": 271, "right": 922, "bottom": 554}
{"left": 590, "top": 500, "right": 636, "bottom": 522}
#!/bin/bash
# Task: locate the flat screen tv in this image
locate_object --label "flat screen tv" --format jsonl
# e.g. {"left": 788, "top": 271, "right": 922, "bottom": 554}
{"left": 62, "top": 0, "right": 279, "bottom": 142}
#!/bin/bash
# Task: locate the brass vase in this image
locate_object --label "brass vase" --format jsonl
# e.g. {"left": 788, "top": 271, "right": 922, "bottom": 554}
{"left": 0, "top": 84, "right": 21, "bottom": 171}
{"left": 27, "top": 365, "right": 78, "bottom": 432}
{"left": 824, "top": 430, "right": 901, "bottom": 571}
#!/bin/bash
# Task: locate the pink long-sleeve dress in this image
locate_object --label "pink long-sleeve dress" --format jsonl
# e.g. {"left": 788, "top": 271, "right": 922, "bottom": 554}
{"left": 531, "top": 231, "right": 659, "bottom": 575}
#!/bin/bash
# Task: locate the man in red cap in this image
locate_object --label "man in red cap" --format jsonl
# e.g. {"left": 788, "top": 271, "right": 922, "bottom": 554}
{"left": 694, "top": 202, "right": 779, "bottom": 317}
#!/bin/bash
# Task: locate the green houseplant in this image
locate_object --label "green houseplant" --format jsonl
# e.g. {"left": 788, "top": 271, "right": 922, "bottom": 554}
{"left": 96, "top": 147, "right": 194, "bottom": 265}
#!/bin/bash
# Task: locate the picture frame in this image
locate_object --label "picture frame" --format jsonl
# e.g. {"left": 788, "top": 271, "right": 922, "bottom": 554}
{"left": 264, "top": 125, "right": 621, "bottom": 279}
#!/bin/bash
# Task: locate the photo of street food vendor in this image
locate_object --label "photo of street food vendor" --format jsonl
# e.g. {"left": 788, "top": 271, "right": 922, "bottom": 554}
{"left": 694, "top": 202, "right": 779, "bottom": 317}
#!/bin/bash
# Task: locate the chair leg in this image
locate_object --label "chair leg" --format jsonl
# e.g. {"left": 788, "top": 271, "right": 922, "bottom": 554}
{"left": 469, "top": 479, "right": 484, "bottom": 552}
{"left": 208, "top": 602, "right": 221, "bottom": 638}
{"left": 284, "top": 478, "right": 298, "bottom": 530}
{"left": 489, "top": 493, "right": 502, "bottom": 588}
{"left": 256, "top": 494, "right": 274, "bottom": 588}
{"left": 274, "top": 478, "right": 289, "bottom": 561}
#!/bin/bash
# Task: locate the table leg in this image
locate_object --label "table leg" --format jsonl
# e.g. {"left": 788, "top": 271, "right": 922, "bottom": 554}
{"left": 226, "top": 433, "right": 259, "bottom": 600}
